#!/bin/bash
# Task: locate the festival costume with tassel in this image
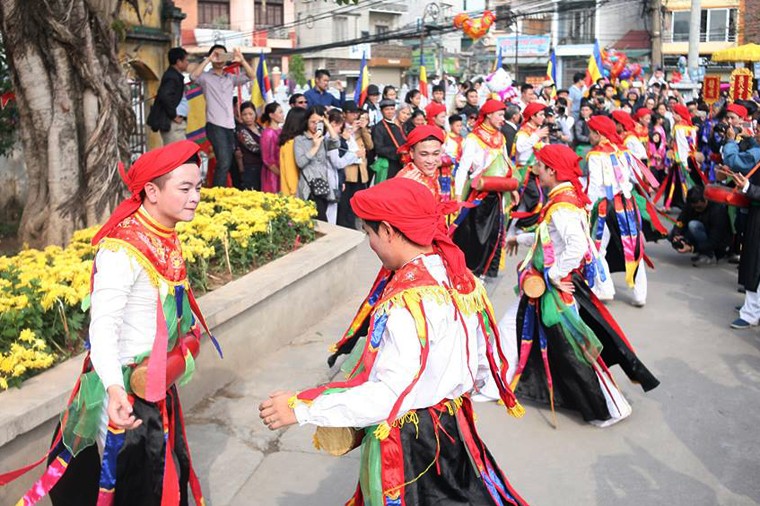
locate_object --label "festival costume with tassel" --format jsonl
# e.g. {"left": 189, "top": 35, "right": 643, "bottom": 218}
{"left": 0, "top": 208, "right": 220, "bottom": 506}
{"left": 310, "top": 177, "right": 528, "bottom": 505}
{"left": 1, "top": 141, "right": 222, "bottom": 506}
{"left": 618, "top": 134, "right": 669, "bottom": 243}
{"left": 296, "top": 255, "right": 528, "bottom": 506}
{"left": 452, "top": 121, "right": 519, "bottom": 277}
{"left": 502, "top": 183, "right": 659, "bottom": 426}
{"left": 655, "top": 121, "right": 704, "bottom": 210}
{"left": 586, "top": 139, "right": 649, "bottom": 305}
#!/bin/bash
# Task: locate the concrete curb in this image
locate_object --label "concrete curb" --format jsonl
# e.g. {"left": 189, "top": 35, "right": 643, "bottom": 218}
{"left": 0, "top": 221, "right": 364, "bottom": 501}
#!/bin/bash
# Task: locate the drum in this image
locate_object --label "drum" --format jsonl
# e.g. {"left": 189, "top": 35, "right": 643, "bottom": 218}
{"left": 475, "top": 176, "right": 519, "bottom": 193}
{"left": 130, "top": 331, "right": 202, "bottom": 399}
{"left": 313, "top": 426, "right": 364, "bottom": 456}
{"left": 521, "top": 271, "right": 546, "bottom": 298}
{"left": 704, "top": 184, "right": 751, "bottom": 208}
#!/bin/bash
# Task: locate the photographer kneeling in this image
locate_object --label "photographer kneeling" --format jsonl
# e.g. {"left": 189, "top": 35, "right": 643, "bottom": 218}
{"left": 669, "top": 186, "right": 732, "bottom": 266}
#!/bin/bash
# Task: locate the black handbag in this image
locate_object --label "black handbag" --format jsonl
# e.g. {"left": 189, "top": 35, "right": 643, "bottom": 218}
{"left": 306, "top": 176, "right": 330, "bottom": 198}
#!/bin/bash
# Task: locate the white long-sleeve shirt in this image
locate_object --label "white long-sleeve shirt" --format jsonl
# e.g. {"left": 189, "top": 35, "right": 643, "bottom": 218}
{"left": 294, "top": 255, "right": 490, "bottom": 428}
{"left": 674, "top": 124, "right": 697, "bottom": 165}
{"left": 517, "top": 184, "right": 594, "bottom": 284}
{"left": 586, "top": 147, "right": 633, "bottom": 203}
{"left": 88, "top": 248, "right": 158, "bottom": 390}
{"left": 454, "top": 132, "right": 511, "bottom": 198}
{"left": 514, "top": 129, "right": 544, "bottom": 166}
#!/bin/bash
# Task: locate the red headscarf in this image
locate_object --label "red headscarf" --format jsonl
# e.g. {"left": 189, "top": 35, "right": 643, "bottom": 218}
{"left": 587, "top": 115, "right": 624, "bottom": 146}
{"left": 398, "top": 124, "right": 445, "bottom": 154}
{"left": 671, "top": 104, "right": 693, "bottom": 126}
{"left": 611, "top": 110, "right": 637, "bottom": 133}
{"left": 475, "top": 99, "right": 506, "bottom": 127}
{"left": 92, "top": 140, "right": 202, "bottom": 245}
{"left": 727, "top": 103, "right": 748, "bottom": 120}
{"left": 350, "top": 177, "right": 473, "bottom": 292}
{"left": 522, "top": 102, "right": 546, "bottom": 121}
{"left": 634, "top": 107, "right": 652, "bottom": 120}
{"left": 535, "top": 144, "right": 591, "bottom": 205}
{"left": 425, "top": 102, "right": 447, "bottom": 126}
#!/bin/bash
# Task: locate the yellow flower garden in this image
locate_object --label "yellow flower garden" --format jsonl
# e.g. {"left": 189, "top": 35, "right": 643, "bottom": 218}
{"left": 0, "top": 189, "right": 317, "bottom": 390}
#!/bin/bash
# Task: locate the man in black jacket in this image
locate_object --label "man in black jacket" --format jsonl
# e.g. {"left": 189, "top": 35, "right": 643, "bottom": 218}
{"left": 147, "top": 47, "right": 189, "bottom": 145}
{"left": 501, "top": 105, "right": 520, "bottom": 155}
{"left": 371, "top": 99, "right": 405, "bottom": 180}
{"left": 669, "top": 186, "right": 732, "bottom": 266}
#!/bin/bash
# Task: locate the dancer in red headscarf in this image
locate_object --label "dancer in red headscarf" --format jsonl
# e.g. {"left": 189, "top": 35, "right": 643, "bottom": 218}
{"left": 0, "top": 141, "right": 222, "bottom": 505}
{"left": 259, "top": 177, "right": 529, "bottom": 506}
{"left": 655, "top": 103, "right": 705, "bottom": 210}
{"left": 585, "top": 115, "right": 651, "bottom": 307}
{"left": 452, "top": 99, "right": 520, "bottom": 278}
{"left": 498, "top": 145, "right": 659, "bottom": 427}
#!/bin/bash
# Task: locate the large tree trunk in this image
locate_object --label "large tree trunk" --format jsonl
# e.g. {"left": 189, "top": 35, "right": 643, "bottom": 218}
{"left": 0, "top": 0, "right": 134, "bottom": 247}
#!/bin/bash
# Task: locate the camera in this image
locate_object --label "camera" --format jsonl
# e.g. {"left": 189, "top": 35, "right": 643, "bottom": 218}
{"left": 316, "top": 122, "right": 324, "bottom": 135}
{"left": 671, "top": 237, "right": 685, "bottom": 250}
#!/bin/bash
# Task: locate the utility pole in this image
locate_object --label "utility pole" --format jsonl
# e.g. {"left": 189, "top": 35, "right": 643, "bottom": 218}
{"left": 514, "top": 21, "right": 519, "bottom": 81}
{"left": 651, "top": 0, "right": 662, "bottom": 68}
{"left": 686, "top": 0, "right": 701, "bottom": 82}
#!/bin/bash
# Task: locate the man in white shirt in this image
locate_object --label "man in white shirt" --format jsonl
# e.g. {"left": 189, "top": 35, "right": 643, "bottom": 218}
{"left": 7, "top": 141, "right": 220, "bottom": 505}
{"left": 585, "top": 116, "right": 648, "bottom": 307}
{"left": 259, "top": 177, "right": 528, "bottom": 506}
{"left": 500, "top": 144, "right": 659, "bottom": 426}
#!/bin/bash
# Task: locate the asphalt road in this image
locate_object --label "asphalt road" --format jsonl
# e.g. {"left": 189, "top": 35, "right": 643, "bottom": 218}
{"left": 187, "top": 238, "right": 760, "bottom": 505}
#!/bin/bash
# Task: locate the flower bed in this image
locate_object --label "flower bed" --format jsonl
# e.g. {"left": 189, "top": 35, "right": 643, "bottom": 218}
{"left": 0, "top": 189, "right": 317, "bottom": 390}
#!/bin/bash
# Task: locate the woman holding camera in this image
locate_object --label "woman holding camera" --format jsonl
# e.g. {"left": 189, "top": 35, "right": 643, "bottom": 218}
{"left": 294, "top": 105, "right": 340, "bottom": 221}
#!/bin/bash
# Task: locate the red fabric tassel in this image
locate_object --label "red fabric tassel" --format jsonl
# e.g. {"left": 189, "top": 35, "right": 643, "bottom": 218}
{"left": 146, "top": 295, "right": 170, "bottom": 402}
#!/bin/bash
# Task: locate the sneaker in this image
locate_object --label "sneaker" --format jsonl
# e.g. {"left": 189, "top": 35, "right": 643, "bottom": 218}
{"left": 731, "top": 318, "right": 758, "bottom": 329}
{"left": 728, "top": 253, "right": 741, "bottom": 264}
{"left": 692, "top": 254, "right": 716, "bottom": 267}
{"left": 690, "top": 254, "right": 700, "bottom": 262}
{"left": 630, "top": 300, "right": 646, "bottom": 308}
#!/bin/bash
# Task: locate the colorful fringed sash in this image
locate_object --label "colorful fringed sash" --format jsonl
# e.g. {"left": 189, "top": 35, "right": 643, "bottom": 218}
{"left": 298, "top": 256, "right": 524, "bottom": 442}
{"left": 513, "top": 185, "right": 607, "bottom": 423}
{"left": 1, "top": 208, "right": 221, "bottom": 505}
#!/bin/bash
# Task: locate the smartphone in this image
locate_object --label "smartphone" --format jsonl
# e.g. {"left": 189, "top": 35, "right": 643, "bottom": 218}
{"left": 316, "top": 122, "right": 324, "bottom": 135}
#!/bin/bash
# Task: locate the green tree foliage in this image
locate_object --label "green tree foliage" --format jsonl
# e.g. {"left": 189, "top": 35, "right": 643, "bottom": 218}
{"left": 289, "top": 54, "right": 307, "bottom": 87}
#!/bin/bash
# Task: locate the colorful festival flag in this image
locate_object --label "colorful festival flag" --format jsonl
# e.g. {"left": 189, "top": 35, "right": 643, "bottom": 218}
{"left": 354, "top": 51, "right": 369, "bottom": 106}
{"left": 585, "top": 40, "right": 604, "bottom": 86}
{"left": 419, "top": 53, "right": 428, "bottom": 99}
{"left": 546, "top": 49, "right": 557, "bottom": 99}
{"left": 251, "top": 52, "right": 273, "bottom": 110}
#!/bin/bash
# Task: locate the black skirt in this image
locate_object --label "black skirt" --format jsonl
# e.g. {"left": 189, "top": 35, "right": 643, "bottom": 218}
{"left": 452, "top": 192, "right": 504, "bottom": 277}
{"left": 739, "top": 206, "right": 760, "bottom": 291}
{"left": 49, "top": 386, "right": 195, "bottom": 506}
{"left": 513, "top": 275, "right": 659, "bottom": 422}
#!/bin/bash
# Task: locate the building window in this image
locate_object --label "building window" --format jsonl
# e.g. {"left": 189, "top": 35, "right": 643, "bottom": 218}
{"left": 671, "top": 8, "right": 737, "bottom": 42}
{"left": 198, "top": 0, "right": 230, "bottom": 28}
{"left": 375, "top": 24, "right": 389, "bottom": 44}
{"left": 560, "top": 9, "right": 595, "bottom": 44}
{"left": 335, "top": 16, "right": 348, "bottom": 42}
{"left": 254, "top": 0, "right": 284, "bottom": 28}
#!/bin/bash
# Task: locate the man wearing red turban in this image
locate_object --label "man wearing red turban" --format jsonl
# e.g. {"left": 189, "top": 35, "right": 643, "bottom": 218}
{"left": 633, "top": 107, "right": 652, "bottom": 145}
{"left": 586, "top": 115, "right": 649, "bottom": 306}
{"left": 499, "top": 144, "right": 660, "bottom": 426}
{"left": 511, "top": 102, "right": 551, "bottom": 234}
{"left": 655, "top": 102, "right": 703, "bottom": 211}
{"left": 396, "top": 124, "right": 450, "bottom": 200}
{"left": 260, "top": 177, "right": 528, "bottom": 506}
{"left": 4, "top": 141, "right": 220, "bottom": 505}
{"left": 453, "top": 99, "right": 520, "bottom": 278}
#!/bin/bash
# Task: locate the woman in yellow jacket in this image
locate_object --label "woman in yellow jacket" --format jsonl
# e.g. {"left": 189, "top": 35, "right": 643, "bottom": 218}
{"left": 279, "top": 108, "right": 308, "bottom": 196}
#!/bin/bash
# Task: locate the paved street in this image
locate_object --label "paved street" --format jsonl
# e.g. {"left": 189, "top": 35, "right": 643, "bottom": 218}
{"left": 186, "top": 237, "right": 760, "bottom": 505}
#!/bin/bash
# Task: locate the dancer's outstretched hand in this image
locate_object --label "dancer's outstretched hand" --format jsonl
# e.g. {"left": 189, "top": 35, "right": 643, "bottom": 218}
{"left": 259, "top": 390, "right": 297, "bottom": 430}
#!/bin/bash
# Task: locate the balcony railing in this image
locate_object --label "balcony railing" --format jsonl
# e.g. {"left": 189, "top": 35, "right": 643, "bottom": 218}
{"left": 369, "top": 2, "right": 407, "bottom": 14}
{"left": 663, "top": 31, "right": 737, "bottom": 43}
